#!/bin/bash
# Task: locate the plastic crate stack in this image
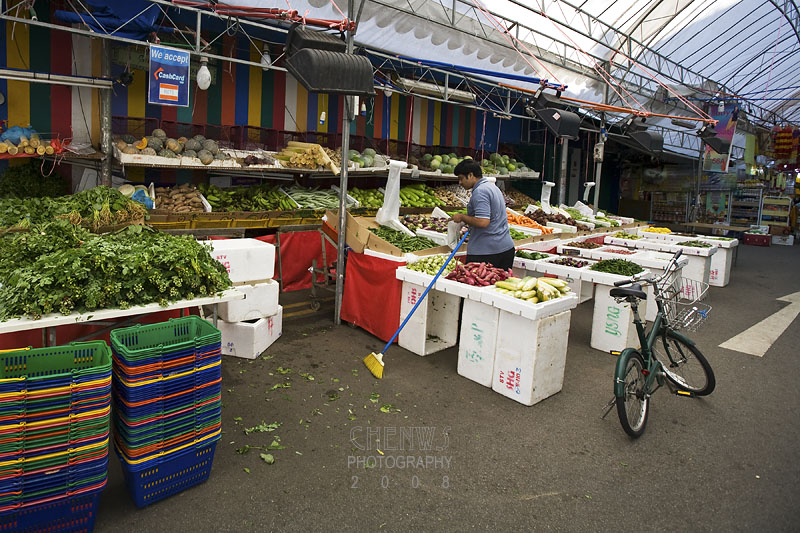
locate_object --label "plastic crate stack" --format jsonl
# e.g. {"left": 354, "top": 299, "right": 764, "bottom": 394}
{"left": 0, "top": 342, "right": 112, "bottom": 532}
{"left": 110, "top": 316, "right": 222, "bottom": 508}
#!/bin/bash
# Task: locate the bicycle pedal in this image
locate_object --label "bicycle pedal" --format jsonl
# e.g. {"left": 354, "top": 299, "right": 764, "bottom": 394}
{"left": 675, "top": 390, "right": 695, "bottom": 398}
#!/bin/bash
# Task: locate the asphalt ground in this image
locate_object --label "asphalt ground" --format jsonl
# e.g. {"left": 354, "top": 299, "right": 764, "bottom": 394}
{"left": 96, "top": 242, "right": 800, "bottom": 532}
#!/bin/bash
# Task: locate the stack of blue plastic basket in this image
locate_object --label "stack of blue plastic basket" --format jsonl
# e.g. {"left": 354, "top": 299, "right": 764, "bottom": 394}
{"left": 110, "top": 316, "right": 222, "bottom": 508}
{"left": 0, "top": 341, "right": 112, "bottom": 532}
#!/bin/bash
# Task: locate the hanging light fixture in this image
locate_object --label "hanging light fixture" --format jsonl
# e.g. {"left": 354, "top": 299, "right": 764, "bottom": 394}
{"left": 196, "top": 57, "right": 211, "bottom": 90}
{"left": 260, "top": 43, "right": 272, "bottom": 70}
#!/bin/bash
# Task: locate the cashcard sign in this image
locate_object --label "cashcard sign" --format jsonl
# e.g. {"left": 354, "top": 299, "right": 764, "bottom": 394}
{"left": 148, "top": 45, "right": 190, "bottom": 107}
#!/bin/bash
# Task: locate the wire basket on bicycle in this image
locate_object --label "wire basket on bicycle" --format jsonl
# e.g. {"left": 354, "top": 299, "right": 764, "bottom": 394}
{"left": 655, "top": 267, "right": 711, "bottom": 332}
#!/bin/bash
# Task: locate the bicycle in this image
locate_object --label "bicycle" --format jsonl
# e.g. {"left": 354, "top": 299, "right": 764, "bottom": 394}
{"left": 603, "top": 250, "right": 716, "bottom": 438}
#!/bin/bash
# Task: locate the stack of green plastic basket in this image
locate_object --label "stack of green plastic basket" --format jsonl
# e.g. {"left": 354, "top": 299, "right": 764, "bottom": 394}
{"left": 0, "top": 341, "right": 112, "bottom": 531}
{"left": 110, "top": 316, "right": 222, "bottom": 508}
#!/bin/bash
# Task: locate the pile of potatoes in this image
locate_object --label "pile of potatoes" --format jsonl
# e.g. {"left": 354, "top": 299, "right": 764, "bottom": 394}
{"left": 154, "top": 183, "right": 205, "bottom": 213}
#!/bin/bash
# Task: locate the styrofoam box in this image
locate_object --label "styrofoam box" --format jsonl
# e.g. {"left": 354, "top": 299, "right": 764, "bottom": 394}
{"left": 434, "top": 277, "right": 488, "bottom": 301}
{"left": 207, "top": 238, "right": 276, "bottom": 283}
{"left": 398, "top": 281, "right": 460, "bottom": 356}
{"left": 217, "top": 280, "right": 279, "bottom": 323}
{"left": 708, "top": 247, "right": 733, "bottom": 287}
{"left": 771, "top": 235, "right": 794, "bottom": 246}
{"left": 581, "top": 268, "right": 651, "bottom": 287}
{"left": 603, "top": 236, "right": 643, "bottom": 249}
{"left": 682, "top": 254, "right": 711, "bottom": 285}
{"left": 492, "top": 310, "right": 572, "bottom": 406}
{"left": 217, "top": 306, "right": 282, "bottom": 360}
{"left": 590, "top": 285, "right": 646, "bottom": 353}
{"left": 547, "top": 221, "right": 577, "bottom": 233}
{"left": 457, "top": 299, "right": 500, "bottom": 387}
{"left": 509, "top": 224, "right": 543, "bottom": 237}
{"left": 395, "top": 267, "right": 436, "bottom": 288}
{"left": 481, "top": 288, "right": 578, "bottom": 321}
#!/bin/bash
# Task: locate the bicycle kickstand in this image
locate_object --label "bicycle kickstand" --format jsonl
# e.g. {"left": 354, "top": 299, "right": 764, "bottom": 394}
{"left": 600, "top": 396, "right": 616, "bottom": 419}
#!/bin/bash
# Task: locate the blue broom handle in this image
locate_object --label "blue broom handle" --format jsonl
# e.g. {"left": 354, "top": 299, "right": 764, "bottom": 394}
{"left": 381, "top": 230, "right": 470, "bottom": 353}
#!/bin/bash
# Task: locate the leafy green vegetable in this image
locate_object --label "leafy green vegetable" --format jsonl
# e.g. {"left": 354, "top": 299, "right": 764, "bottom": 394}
{"left": 680, "top": 240, "right": 713, "bottom": 248}
{"left": 613, "top": 232, "right": 641, "bottom": 240}
{"left": 368, "top": 227, "right": 437, "bottom": 252}
{"left": 0, "top": 222, "right": 230, "bottom": 320}
{"left": 509, "top": 228, "right": 528, "bottom": 240}
{"left": 590, "top": 259, "right": 644, "bottom": 276}
{"left": 0, "top": 161, "right": 68, "bottom": 199}
{"left": 260, "top": 453, "right": 275, "bottom": 464}
{"left": 0, "top": 186, "right": 146, "bottom": 232}
{"left": 243, "top": 421, "right": 281, "bottom": 435}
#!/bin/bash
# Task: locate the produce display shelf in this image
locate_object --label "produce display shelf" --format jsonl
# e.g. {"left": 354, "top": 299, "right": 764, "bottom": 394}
{"left": 0, "top": 289, "right": 244, "bottom": 336}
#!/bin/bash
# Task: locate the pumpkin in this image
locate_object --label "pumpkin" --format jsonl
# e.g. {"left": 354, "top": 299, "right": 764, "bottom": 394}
{"left": 122, "top": 134, "right": 137, "bottom": 144}
{"left": 183, "top": 149, "right": 198, "bottom": 159}
{"left": 165, "top": 138, "right": 182, "bottom": 153}
{"left": 141, "top": 147, "right": 157, "bottom": 156}
{"left": 158, "top": 149, "right": 177, "bottom": 158}
{"left": 115, "top": 139, "right": 128, "bottom": 151}
{"left": 135, "top": 137, "right": 148, "bottom": 150}
{"left": 177, "top": 136, "right": 188, "bottom": 144}
{"left": 197, "top": 149, "right": 214, "bottom": 165}
{"left": 202, "top": 139, "right": 220, "bottom": 155}
{"left": 152, "top": 128, "right": 167, "bottom": 139}
{"left": 122, "top": 145, "right": 139, "bottom": 154}
{"left": 147, "top": 136, "right": 163, "bottom": 151}
{"left": 192, "top": 134, "right": 206, "bottom": 142}
{"left": 183, "top": 139, "right": 202, "bottom": 152}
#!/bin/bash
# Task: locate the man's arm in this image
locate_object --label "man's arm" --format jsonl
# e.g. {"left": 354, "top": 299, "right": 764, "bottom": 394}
{"left": 451, "top": 213, "right": 490, "bottom": 228}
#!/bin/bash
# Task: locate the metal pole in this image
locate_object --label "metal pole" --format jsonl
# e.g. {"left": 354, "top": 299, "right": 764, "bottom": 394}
{"left": 100, "top": 40, "right": 112, "bottom": 187}
{"left": 558, "top": 137, "right": 568, "bottom": 206}
{"left": 593, "top": 80, "right": 609, "bottom": 214}
{"left": 334, "top": 0, "right": 355, "bottom": 325}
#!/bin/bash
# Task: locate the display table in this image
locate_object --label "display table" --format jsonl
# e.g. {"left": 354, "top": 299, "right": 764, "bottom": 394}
{"left": 609, "top": 237, "right": 716, "bottom": 285}
{"left": 0, "top": 289, "right": 244, "bottom": 346}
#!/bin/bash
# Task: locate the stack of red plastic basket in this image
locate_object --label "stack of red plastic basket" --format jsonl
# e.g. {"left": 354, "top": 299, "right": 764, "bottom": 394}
{"left": 110, "top": 316, "right": 222, "bottom": 508}
{"left": 0, "top": 341, "right": 112, "bottom": 532}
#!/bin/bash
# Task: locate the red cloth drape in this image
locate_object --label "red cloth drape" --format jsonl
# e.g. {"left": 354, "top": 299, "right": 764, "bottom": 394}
{"left": 0, "top": 310, "right": 183, "bottom": 350}
{"left": 340, "top": 252, "right": 404, "bottom": 343}
{"left": 256, "top": 231, "right": 336, "bottom": 292}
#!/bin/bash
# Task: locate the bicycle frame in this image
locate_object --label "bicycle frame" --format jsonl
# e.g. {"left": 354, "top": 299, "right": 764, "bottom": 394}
{"left": 613, "top": 252, "right": 696, "bottom": 399}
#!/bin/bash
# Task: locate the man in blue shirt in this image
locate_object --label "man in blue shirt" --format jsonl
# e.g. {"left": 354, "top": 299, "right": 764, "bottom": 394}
{"left": 451, "top": 159, "right": 515, "bottom": 269}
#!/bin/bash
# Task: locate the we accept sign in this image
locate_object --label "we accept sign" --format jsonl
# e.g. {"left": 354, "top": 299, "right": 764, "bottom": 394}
{"left": 148, "top": 45, "right": 190, "bottom": 107}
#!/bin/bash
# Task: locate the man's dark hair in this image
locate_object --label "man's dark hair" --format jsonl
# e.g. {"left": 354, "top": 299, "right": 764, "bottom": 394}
{"left": 454, "top": 159, "right": 482, "bottom": 178}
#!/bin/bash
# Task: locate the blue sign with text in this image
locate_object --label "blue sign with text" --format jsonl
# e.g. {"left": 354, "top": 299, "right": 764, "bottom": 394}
{"left": 148, "top": 45, "right": 190, "bottom": 107}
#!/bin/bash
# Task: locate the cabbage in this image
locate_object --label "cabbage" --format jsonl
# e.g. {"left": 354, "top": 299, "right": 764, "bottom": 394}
{"left": 118, "top": 184, "right": 136, "bottom": 197}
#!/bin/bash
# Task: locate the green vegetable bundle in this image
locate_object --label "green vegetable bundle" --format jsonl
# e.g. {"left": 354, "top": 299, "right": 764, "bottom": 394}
{"left": 515, "top": 250, "right": 549, "bottom": 260}
{"left": 680, "top": 240, "right": 713, "bottom": 248}
{"left": 197, "top": 183, "right": 295, "bottom": 211}
{"left": 0, "top": 222, "right": 231, "bottom": 320}
{"left": 509, "top": 228, "right": 528, "bottom": 240}
{"left": 407, "top": 254, "right": 456, "bottom": 275}
{"left": 0, "top": 186, "right": 147, "bottom": 232}
{"left": 0, "top": 161, "right": 68, "bottom": 199}
{"left": 284, "top": 184, "right": 357, "bottom": 210}
{"left": 368, "top": 226, "right": 437, "bottom": 252}
{"left": 614, "top": 232, "right": 641, "bottom": 240}
{"left": 590, "top": 259, "right": 644, "bottom": 276}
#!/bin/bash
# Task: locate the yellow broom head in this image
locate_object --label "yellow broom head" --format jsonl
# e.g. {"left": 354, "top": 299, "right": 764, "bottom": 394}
{"left": 363, "top": 352, "right": 384, "bottom": 379}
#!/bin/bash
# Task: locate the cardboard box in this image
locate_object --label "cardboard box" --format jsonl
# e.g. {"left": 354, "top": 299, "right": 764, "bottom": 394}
{"left": 325, "top": 210, "right": 368, "bottom": 253}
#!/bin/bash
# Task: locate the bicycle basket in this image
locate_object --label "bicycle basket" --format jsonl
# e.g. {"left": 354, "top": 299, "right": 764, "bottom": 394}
{"left": 656, "top": 275, "right": 711, "bottom": 332}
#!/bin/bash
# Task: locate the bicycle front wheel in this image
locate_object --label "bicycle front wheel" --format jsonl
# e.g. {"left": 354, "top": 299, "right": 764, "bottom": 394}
{"left": 616, "top": 351, "right": 650, "bottom": 438}
{"left": 658, "top": 330, "right": 715, "bottom": 396}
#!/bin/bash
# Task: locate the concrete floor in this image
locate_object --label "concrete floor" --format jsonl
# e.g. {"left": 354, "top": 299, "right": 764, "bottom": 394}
{"left": 96, "top": 243, "right": 800, "bottom": 532}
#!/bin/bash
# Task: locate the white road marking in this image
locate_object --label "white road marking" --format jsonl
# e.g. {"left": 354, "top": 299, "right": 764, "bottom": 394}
{"left": 719, "top": 291, "right": 800, "bottom": 357}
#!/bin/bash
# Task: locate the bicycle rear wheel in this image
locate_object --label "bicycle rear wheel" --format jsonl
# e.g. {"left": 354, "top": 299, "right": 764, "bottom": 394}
{"left": 658, "top": 330, "right": 715, "bottom": 396}
{"left": 616, "top": 351, "right": 650, "bottom": 438}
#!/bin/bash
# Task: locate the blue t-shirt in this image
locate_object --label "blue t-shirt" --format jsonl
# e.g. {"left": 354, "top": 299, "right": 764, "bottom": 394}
{"left": 466, "top": 178, "right": 514, "bottom": 255}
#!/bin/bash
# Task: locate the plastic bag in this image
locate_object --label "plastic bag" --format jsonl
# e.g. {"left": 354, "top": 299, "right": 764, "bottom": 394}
{"left": 447, "top": 220, "right": 466, "bottom": 250}
{"left": 131, "top": 188, "right": 154, "bottom": 209}
{"left": 376, "top": 159, "right": 414, "bottom": 236}
{"left": 0, "top": 126, "right": 37, "bottom": 145}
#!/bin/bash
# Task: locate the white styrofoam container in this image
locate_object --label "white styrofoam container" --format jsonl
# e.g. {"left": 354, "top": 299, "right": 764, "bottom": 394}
{"left": 583, "top": 246, "right": 642, "bottom": 262}
{"left": 508, "top": 224, "right": 543, "bottom": 237}
{"left": 707, "top": 246, "right": 733, "bottom": 287}
{"left": 512, "top": 252, "right": 552, "bottom": 272}
{"left": 395, "top": 267, "right": 436, "bottom": 288}
{"left": 480, "top": 288, "right": 578, "bottom": 320}
{"left": 217, "top": 280, "right": 279, "bottom": 323}
{"left": 528, "top": 261, "right": 595, "bottom": 304}
{"left": 771, "top": 235, "right": 794, "bottom": 246}
{"left": 207, "top": 238, "right": 276, "bottom": 283}
{"left": 457, "top": 299, "right": 500, "bottom": 387}
{"left": 581, "top": 268, "right": 651, "bottom": 287}
{"left": 492, "top": 310, "right": 572, "bottom": 406}
{"left": 398, "top": 281, "right": 460, "bottom": 356}
{"left": 682, "top": 254, "right": 711, "bottom": 285}
{"left": 603, "top": 236, "right": 644, "bottom": 249}
{"left": 434, "top": 277, "right": 488, "bottom": 301}
{"left": 546, "top": 221, "right": 577, "bottom": 233}
{"left": 217, "top": 306, "right": 282, "bottom": 360}
{"left": 590, "top": 285, "right": 647, "bottom": 353}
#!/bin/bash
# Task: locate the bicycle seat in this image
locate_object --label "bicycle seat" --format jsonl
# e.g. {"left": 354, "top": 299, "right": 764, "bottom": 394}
{"left": 609, "top": 283, "right": 647, "bottom": 300}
